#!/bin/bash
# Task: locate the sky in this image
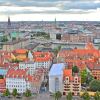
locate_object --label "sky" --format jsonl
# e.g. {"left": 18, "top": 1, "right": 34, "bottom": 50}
{"left": 0, "top": 0, "right": 100, "bottom": 21}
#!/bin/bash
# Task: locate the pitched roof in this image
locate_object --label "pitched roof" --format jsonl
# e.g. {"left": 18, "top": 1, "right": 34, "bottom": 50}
{"left": 33, "top": 52, "right": 52, "bottom": 62}
{"left": 49, "top": 63, "right": 65, "bottom": 76}
{"left": 14, "top": 49, "right": 28, "bottom": 54}
{"left": 0, "top": 79, "right": 5, "bottom": 84}
{"left": 63, "top": 69, "right": 72, "bottom": 77}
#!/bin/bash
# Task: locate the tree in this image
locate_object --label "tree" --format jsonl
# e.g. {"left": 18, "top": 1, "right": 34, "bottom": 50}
{"left": 89, "top": 80, "right": 100, "bottom": 92}
{"left": 81, "top": 91, "right": 90, "bottom": 100}
{"left": 72, "top": 66, "right": 79, "bottom": 73}
{"left": 54, "top": 91, "right": 62, "bottom": 100}
{"left": 58, "top": 45, "right": 61, "bottom": 51}
{"left": 86, "top": 73, "right": 94, "bottom": 85}
{"left": 24, "top": 89, "right": 32, "bottom": 97}
{"left": 81, "top": 69, "right": 88, "bottom": 84}
{"left": 94, "top": 91, "right": 100, "bottom": 100}
{"left": 1, "top": 36, "right": 8, "bottom": 42}
{"left": 66, "top": 92, "right": 72, "bottom": 100}
{"left": 12, "top": 37, "right": 16, "bottom": 41}
{"left": 12, "top": 88, "right": 18, "bottom": 97}
{"left": 3, "top": 89, "right": 10, "bottom": 96}
{"left": 12, "top": 59, "right": 21, "bottom": 63}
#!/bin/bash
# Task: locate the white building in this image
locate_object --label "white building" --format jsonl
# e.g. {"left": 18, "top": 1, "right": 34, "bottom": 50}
{"left": 19, "top": 52, "right": 53, "bottom": 75}
{"left": 6, "top": 69, "right": 33, "bottom": 93}
{"left": 49, "top": 63, "right": 65, "bottom": 93}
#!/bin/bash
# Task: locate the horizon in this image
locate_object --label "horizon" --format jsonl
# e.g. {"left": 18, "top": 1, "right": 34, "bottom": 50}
{"left": 0, "top": 0, "right": 100, "bottom": 21}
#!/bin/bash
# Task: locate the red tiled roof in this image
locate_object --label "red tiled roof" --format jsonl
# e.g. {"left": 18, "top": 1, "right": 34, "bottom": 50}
{"left": 14, "top": 49, "right": 28, "bottom": 54}
{"left": 33, "top": 52, "right": 52, "bottom": 62}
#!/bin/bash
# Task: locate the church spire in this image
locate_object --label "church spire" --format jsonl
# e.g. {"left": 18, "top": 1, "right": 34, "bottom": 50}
{"left": 8, "top": 16, "right": 11, "bottom": 26}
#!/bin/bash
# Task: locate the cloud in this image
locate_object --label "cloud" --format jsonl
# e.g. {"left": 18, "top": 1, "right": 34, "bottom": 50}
{"left": 0, "top": 0, "right": 100, "bottom": 21}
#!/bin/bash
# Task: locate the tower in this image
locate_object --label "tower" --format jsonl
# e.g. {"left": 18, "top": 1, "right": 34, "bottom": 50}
{"left": 28, "top": 51, "right": 33, "bottom": 61}
{"left": 8, "top": 16, "right": 11, "bottom": 27}
{"left": 55, "top": 17, "right": 57, "bottom": 28}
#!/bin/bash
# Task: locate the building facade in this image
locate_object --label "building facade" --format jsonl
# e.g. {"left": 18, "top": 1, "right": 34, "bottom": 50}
{"left": 63, "top": 69, "right": 81, "bottom": 96}
{"left": 6, "top": 69, "right": 33, "bottom": 93}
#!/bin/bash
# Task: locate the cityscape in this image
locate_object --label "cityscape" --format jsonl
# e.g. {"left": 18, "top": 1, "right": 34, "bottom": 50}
{"left": 0, "top": 0, "right": 100, "bottom": 100}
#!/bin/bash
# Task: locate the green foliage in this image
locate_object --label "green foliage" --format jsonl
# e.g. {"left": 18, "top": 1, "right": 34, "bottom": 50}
{"left": 86, "top": 73, "right": 94, "bottom": 85}
{"left": 12, "top": 59, "right": 21, "bottom": 63}
{"left": 89, "top": 80, "right": 100, "bottom": 92}
{"left": 81, "top": 91, "right": 90, "bottom": 100}
{"left": 32, "top": 32, "right": 50, "bottom": 39}
{"left": 58, "top": 45, "right": 61, "bottom": 51}
{"left": 81, "top": 69, "right": 88, "bottom": 84}
{"left": 66, "top": 92, "right": 72, "bottom": 100}
{"left": 94, "top": 91, "right": 100, "bottom": 100}
{"left": 12, "top": 37, "right": 16, "bottom": 41}
{"left": 1, "top": 36, "right": 8, "bottom": 42}
{"left": 12, "top": 88, "right": 18, "bottom": 97}
{"left": 53, "top": 46, "right": 61, "bottom": 56}
{"left": 72, "top": 66, "right": 79, "bottom": 73}
{"left": 54, "top": 91, "right": 62, "bottom": 100}
{"left": 24, "top": 89, "right": 32, "bottom": 97}
{"left": 3, "top": 89, "right": 10, "bottom": 96}
{"left": 0, "top": 75, "right": 3, "bottom": 79}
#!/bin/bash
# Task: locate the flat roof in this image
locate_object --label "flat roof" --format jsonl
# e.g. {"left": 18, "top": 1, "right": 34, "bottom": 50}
{"left": 49, "top": 63, "right": 65, "bottom": 76}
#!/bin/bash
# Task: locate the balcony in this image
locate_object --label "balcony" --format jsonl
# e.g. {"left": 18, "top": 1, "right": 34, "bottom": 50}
{"left": 64, "top": 86, "right": 70, "bottom": 88}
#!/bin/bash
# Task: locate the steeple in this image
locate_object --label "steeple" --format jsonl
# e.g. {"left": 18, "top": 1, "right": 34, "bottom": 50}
{"left": 8, "top": 16, "right": 11, "bottom": 27}
{"left": 28, "top": 51, "right": 33, "bottom": 61}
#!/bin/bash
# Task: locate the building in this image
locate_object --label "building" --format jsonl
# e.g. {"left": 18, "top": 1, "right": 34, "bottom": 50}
{"left": 6, "top": 69, "right": 33, "bottom": 93}
{"left": 2, "top": 38, "right": 30, "bottom": 52}
{"left": 0, "top": 79, "right": 6, "bottom": 93}
{"left": 19, "top": 51, "right": 53, "bottom": 75}
{"left": 92, "top": 65, "right": 100, "bottom": 80}
{"left": 49, "top": 63, "right": 65, "bottom": 93}
{"left": 57, "top": 42, "right": 100, "bottom": 71}
{"left": 0, "top": 69, "right": 8, "bottom": 78}
{"left": 63, "top": 69, "right": 81, "bottom": 96}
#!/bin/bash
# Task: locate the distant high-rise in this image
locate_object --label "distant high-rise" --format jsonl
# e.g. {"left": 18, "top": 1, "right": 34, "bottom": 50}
{"left": 8, "top": 16, "right": 11, "bottom": 27}
{"left": 55, "top": 18, "right": 57, "bottom": 27}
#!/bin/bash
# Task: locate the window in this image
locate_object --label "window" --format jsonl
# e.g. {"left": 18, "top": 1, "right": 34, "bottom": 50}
{"left": 55, "top": 78, "right": 59, "bottom": 92}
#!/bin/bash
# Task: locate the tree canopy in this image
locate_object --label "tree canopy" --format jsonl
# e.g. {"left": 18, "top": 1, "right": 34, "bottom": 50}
{"left": 72, "top": 66, "right": 79, "bottom": 73}
{"left": 3, "top": 89, "right": 10, "bottom": 96}
{"left": 94, "top": 91, "right": 100, "bottom": 100}
{"left": 81, "top": 69, "right": 88, "bottom": 84}
{"left": 66, "top": 92, "right": 72, "bottom": 100}
{"left": 81, "top": 91, "right": 90, "bottom": 100}
{"left": 24, "top": 89, "right": 32, "bottom": 97}
{"left": 12, "top": 88, "right": 18, "bottom": 97}
{"left": 89, "top": 80, "right": 100, "bottom": 92}
{"left": 54, "top": 91, "right": 62, "bottom": 100}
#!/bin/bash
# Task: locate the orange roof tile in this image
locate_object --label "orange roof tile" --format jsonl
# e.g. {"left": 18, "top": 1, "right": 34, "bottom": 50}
{"left": 33, "top": 52, "right": 52, "bottom": 62}
{"left": 63, "top": 69, "right": 72, "bottom": 77}
{"left": 14, "top": 49, "right": 28, "bottom": 54}
{"left": 0, "top": 79, "right": 5, "bottom": 84}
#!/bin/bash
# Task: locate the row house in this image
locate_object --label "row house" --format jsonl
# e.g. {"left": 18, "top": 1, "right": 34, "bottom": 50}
{"left": 63, "top": 69, "right": 81, "bottom": 96}
{"left": 6, "top": 69, "right": 33, "bottom": 93}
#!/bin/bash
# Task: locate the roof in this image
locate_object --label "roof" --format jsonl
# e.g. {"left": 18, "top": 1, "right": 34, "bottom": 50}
{"left": 63, "top": 69, "right": 72, "bottom": 77}
{"left": 0, "top": 79, "right": 5, "bottom": 84}
{"left": 33, "top": 52, "right": 52, "bottom": 62}
{"left": 6, "top": 69, "right": 34, "bottom": 82}
{"left": 14, "top": 49, "right": 28, "bottom": 54}
{"left": 49, "top": 63, "right": 65, "bottom": 76}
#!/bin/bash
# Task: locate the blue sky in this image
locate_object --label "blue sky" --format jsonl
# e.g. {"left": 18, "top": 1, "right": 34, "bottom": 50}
{"left": 0, "top": 0, "right": 100, "bottom": 21}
